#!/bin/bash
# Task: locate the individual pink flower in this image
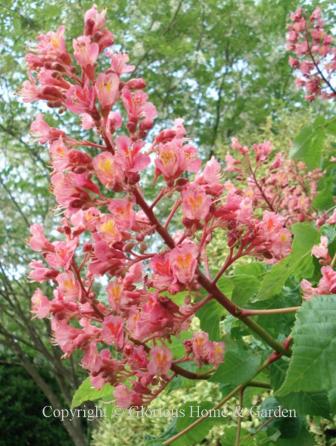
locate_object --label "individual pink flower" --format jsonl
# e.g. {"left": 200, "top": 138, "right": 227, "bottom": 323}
{"left": 147, "top": 346, "right": 172, "bottom": 376}
{"left": 124, "top": 344, "right": 148, "bottom": 370}
{"left": 114, "top": 384, "right": 134, "bottom": 408}
{"left": 109, "top": 53, "right": 135, "bottom": 75}
{"left": 37, "top": 26, "right": 67, "bottom": 56}
{"left": 56, "top": 272, "right": 80, "bottom": 300}
{"left": 327, "top": 210, "right": 336, "bottom": 224}
{"left": 300, "top": 279, "right": 316, "bottom": 301}
{"left": 65, "top": 84, "right": 95, "bottom": 114}
{"left": 124, "top": 263, "right": 143, "bottom": 287}
{"left": 84, "top": 5, "right": 106, "bottom": 35}
{"left": 316, "top": 266, "right": 336, "bottom": 293}
{"left": 93, "top": 152, "right": 124, "bottom": 190}
{"left": 97, "top": 215, "right": 122, "bottom": 245}
{"left": 49, "top": 137, "right": 70, "bottom": 171}
{"left": 115, "top": 136, "right": 150, "bottom": 178}
{"left": 71, "top": 207, "right": 101, "bottom": 232}
{"left": 260, "top": 211, "right": 284, "bottom": 234}
{"left": 101, "top": 315, "right": 124, "bottom": 349}
{"left": 225, "top": 154, "right": 239, "bottom": 172}
{"left": 207, "top": 342, "right": 225, "bottom": 367}
{"left": 21, "top": 79, "right": 40, "bottom": 102}
{"left": 73, "top": 36, "right": 99, "bottom": 77}
{"left": 26, "top": 26, "right": 71, "bottom": 69}
{"left": 301, "top": 266, "right": 336, "bottom": 300}
{"left": 231, "top": 137, "right": 248, "bottom": 155}
{"left": 89, "top": 235, "right": 125, "bottom": 276}
{"left": 80, "top": 113, "right": 95, "bottom": 130}
{"left": 107, "top": 199, "right": 135, "bottom": 230}
{"left": 30, "top": 114, "right": 65, "bottom": 144}
{"left": 191, "top": 331, "right": 209, "bottom": 365}
{"left": 107, "top": 280, "right": 124, "bottom": 312}
{"left": 51, "top": 319, "right": 97, "bottom": 356}
{"left": 170, "top": 241, "right": 198, "bottom": 285}
{"left": 65, "top": 85, "right": 95, "bottom": 114}
{"left": 182, "top": 183, "right": 211, "bottom": 222}
{"left": 122, "top": 88, "right": 157, "bottom": 133}
{"left": 151, "top": 253, "right": 175, "bottom": 292}
{"left": 155, "top": 142, "right": 181, "bottom": 181}
{"left": 28, "top": 224, "right": 53, "bottom": 252}
{"left": 269, "top": 228, "right": 292, "bottom": 259}
{"left": 95, "top": 72, "right": 120, "bottom": 111}
{"left": 180, "top": 144, "right": 202, "bottom": 173}
{"left": 45, "top": 239, "right": 78, "bottom": 270}
{"left": 29, "top": 260, "right": 58, "bottom": 282}
{"left": 236, "top": 197, "right": 253, "bottom": 224}
{"left": 203, "top": 157, "right": 221, "bottom": 182}
{"left": 31, "top": 288, "right": 51, "bottom": 319}
{"left": 129, "top": 294, "right": 178, "bottom": 341}
{"left": 311, "top": 236, "right": 330, "bottom": 261}
{"left": 253, "top": 141, "right": 272, "bottom": 163}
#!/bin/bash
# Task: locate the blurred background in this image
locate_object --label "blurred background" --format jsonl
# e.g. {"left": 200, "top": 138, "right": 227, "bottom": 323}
{"left": 0, "top": 1, "right": 335, "bottom": 445}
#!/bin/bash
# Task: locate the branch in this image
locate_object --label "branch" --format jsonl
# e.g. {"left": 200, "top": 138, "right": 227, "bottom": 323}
{"left": 241, "top": 307, "right": 300, "bottom": 316}
{"left": 163, "top": 350, "right": 280, "bottom": 446}
{"left": 132, "top": 186, "right": 291, "bottom": 357}
{"left": 0, "top": 174, "right": 30, "bottom": 226}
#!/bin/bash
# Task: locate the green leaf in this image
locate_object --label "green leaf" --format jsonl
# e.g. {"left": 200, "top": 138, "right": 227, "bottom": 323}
{"left": 210, "top": 340, "right": 262, "bottom": 385}
{"left": 313, "top": 174, "right": 335, "bottom": 210}
{"left": 259, "top": 397, "right": 312, "bottom": 445}
{"left": 197, "top": 300, "right": 225, "bottom": 341}
{"left": 269, "top": 359, "right": 289, "bottom": 391}
{"left": 231, "top": 274, "right": 261, "bottom": 306}
{"left": 328, "top": 388, "right": 336, "bottom": 414}
{"left": 278, "top": 391, "right": 330, "bottom": 418}
{"left": 71, "top": 377, "right": 113, "bottom": 408}
{"left": 290, "top": 116, "right": 326, "bottom": 169}
{"left": 258, "top": 223, "right": 319, "bottom": 300}
{"left": 277, "top": 295, "right": 336, "bottom": 396}
{"left": 217, "top": 275, "right": 234, "bottom": 297}
{"left": 274, "top": 426, "right": 314, "bottom": 446}
{"left": 249, "top": 286, "right": 300, "bottom": 337}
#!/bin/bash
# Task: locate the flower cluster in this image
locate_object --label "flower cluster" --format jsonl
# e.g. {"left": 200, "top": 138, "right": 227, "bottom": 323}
{"left": 222, "top": 138, "right": 321, "bottom": 262}
{"left": 301, "top": 211, "right": 336, "bottom": 300}
{"left": 24, "top": 6, "right": 318, "bottom": 408}
{"left": 287, "top": 7, "right": 336, "bottom": 101}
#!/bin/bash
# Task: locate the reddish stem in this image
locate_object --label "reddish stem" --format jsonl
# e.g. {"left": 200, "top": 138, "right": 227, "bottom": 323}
{"left": 132, "top": 185, "right": 290, "bottom": 356}
{"left": 164, "top": 199, "right": 181, "bottom": 229}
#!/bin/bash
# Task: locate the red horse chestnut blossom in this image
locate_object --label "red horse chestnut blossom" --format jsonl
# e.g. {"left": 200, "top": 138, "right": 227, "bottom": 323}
{"left": 287, "top": 7, "right": 336, "bottom": 101}
{"left": 23, "top": 5, "right": 328, "bottom": 410}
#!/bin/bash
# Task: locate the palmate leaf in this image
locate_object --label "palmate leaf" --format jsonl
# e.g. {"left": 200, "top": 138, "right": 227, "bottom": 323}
{"left": 269, "top": 359, "right": 331, "bottom": 418}
{"left": 277, "top": 295, "right": 336, "bottom": 397}
{"left": 278, "top": 391, "right": 330, "bottom": 419}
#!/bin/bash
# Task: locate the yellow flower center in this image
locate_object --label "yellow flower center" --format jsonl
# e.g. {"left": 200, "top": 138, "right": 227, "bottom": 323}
{"left": 160, "top": 150, "right": 176, "bottom": 166}
{"left": 100, "top": 219, "right": 118, "bottom": 237}
{"left": 176, "top": 253, "right": 192, "bottom": 270}
{"left": 98, "top": 157, "right": 114, "bottom": 175}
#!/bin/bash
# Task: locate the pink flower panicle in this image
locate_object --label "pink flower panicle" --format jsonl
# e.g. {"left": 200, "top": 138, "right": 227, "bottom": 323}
{"left": 287, "top": 7, "right": 336, "bottom": 101}
{"left": 23, "top": 6, "right": 323, "bottom": 409}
